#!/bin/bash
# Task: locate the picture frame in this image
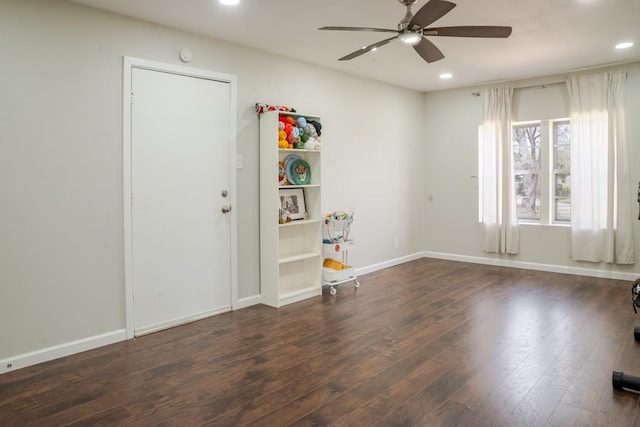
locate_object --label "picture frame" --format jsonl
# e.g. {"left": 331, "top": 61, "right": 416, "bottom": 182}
{"left": 279, "top": 188, "right": 306, "bottom": 220}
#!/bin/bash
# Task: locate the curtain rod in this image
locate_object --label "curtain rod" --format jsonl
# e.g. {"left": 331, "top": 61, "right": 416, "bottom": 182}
{"left": 515, "top": 81, "right": 566, "bottom": 90}
{"left": 471, "top": 72, "right": 628, "bottom": 96}
{"left": 472, "top": 81, "right": 565, "bottom": 97}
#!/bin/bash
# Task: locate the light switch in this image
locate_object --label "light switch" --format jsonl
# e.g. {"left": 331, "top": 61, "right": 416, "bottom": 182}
{"left": 236, "top": 154, "right": 243, "bottom": 169}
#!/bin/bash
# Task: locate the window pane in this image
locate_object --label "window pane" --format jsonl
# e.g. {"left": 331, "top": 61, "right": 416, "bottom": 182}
{"left": 555, "top": 173, "right": 570, "bottom": 198}
{"left": 553, "top": 121, "right": 571, "bottom": 222}
{"left": 554, "top": 142, "right": 570, "bottom": 170}
{"left": 555, "top": 198, "right": 571, "bottom": 222}
{"left": 515, "top": 173, "right": 541, "bottom": 220}
{"left": 554, "top": 121, "right": 571, "bottom": 170}
{"left": 513, "top": 124, "right": 541, "bottom": 220}
{"left": 512, "top": 125, "right": 541, "bottom": 171}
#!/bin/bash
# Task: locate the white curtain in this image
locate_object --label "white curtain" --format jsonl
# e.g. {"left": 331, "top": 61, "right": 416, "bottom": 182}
{"left": 481, "top": 87, "right": 519, "bottom": 254}
{"left": 566, "top": 71, "right": 634, "bottom": 263}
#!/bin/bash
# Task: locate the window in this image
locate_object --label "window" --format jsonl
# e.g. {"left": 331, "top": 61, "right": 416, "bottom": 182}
{"left": 511, "top": 119, "right": 570, "bottom": 224}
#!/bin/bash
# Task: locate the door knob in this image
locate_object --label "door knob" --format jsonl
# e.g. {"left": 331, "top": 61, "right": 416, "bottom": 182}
{"left": 221, "top": 205, "right": 232, "bottom": 214}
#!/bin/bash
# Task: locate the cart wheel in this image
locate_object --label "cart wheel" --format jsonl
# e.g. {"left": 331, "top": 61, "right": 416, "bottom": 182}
{"left": 355, "top": 280, "right": 360, "bottom": 288}
{"left": 330, "top": 287, "right": 337, "bottom": 296}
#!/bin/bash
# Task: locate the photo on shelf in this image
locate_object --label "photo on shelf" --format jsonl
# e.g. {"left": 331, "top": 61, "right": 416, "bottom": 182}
{"left": 279, "top": 188, "right": 306, "bottom": 220}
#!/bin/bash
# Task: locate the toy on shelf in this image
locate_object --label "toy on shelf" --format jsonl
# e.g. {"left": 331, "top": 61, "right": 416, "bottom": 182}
{"left": 255, "top": 103, "right": 321, "bottom": 149}
{"left": 276, "top": 114, "right": 321, "bottom": 150}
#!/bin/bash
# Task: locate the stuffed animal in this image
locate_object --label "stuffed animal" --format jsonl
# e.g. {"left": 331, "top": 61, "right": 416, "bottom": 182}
{"left": 304, "top": 123, "right": 321, "bottom": 150}
{"left": 298, "top": 125, "right": 308, "bottom": 144}
{"left": 281, "top": 122, "right": 293, "bottom": 148}
{"left": 284, "top": 122, "right": 293, "bottom": 136}
{"left": 278, "top": 130, "right": 288, "bottom": 148}
{"left": 274, "top": 114, "right": 320, "bottom": 149}
{"left": 305, "top": 123, "right": 316, "bottom": 137}
{"left": 308, "top": 120, "right": 322, "bottom": 136}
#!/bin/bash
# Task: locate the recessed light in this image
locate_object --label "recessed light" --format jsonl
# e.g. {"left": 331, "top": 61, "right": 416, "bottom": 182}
{"left": 616, "top": 42, "right": 634, "bottom": 49}
{"left": 219, "top": 0, "right": 239, "bottom": 5}
{"left": 440, "top": 73, "right": 453, "bottom": 79}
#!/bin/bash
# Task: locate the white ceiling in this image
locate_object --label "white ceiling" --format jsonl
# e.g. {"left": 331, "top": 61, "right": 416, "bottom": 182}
{"left": 69, "top": 0, "right": 640, "bottom": 92}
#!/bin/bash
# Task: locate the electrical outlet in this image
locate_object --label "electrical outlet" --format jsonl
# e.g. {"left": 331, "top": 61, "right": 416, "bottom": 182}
{"left": 394, "top": 238, "right": 399, "bottom": 249}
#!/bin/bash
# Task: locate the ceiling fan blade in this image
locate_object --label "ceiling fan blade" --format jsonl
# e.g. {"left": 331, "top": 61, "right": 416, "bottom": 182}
{"left": 413, "top": 37, "right": 445, "bottom": 63}
{"left": 319, "top": 26, "right": 398, "bottom": 34}
{"left": 424, "top": 26, "right": 513, "bottom": 38}
{"left": 339, "top": 36, "right": 398, "bottom": 61}
{"left": 409, "top": 0, "right": 456, "bottom": 29}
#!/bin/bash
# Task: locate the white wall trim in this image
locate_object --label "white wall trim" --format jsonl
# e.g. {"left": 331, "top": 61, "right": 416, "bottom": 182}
{"left": 355, "top": 252, "right": 424, "bottom": 276}
{"left": 423, "top": 251, "right": 640, "bottom": 281}
{"left": 0, "top": 330, "right": 126, "bottom": 375}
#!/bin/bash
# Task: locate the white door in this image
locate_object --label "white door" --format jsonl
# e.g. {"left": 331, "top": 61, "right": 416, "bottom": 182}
{"left": 130, "top": 66, "right": 232, "bottom": 336}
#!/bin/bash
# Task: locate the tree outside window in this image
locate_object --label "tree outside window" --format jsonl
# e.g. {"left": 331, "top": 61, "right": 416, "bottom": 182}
{"left": 513, "top": 123, "right": 541, "bottom": 221}
{"left": 553, "top": 121, "right": 571, "bottom": 222}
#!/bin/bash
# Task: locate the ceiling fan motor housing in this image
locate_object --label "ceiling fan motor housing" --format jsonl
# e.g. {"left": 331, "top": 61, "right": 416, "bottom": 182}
{"left": 398, "top": 0, "right": 417, "bottom": 30}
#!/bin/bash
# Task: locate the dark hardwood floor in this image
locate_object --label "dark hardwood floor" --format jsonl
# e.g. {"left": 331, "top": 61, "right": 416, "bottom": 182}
{"left": 2, "top": 258, "right": 640, "bottom": 426}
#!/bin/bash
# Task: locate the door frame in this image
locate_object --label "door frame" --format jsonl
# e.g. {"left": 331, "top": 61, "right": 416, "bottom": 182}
{"left": 122, "top": 56, "right": 238, "bottom": 339}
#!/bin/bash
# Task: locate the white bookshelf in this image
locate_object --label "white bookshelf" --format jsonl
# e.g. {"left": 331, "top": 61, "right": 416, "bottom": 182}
{"left": 259, "top": 111, "right": 322, "bottom": 307}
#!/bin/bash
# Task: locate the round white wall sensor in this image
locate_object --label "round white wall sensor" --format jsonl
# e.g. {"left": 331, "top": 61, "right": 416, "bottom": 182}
{"left": 179, "top": 49, "right": 192, "bottom": 63}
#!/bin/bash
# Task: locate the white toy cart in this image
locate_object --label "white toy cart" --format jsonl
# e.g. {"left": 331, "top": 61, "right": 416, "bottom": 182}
{"left": 322, "top": 212, "right": 359, "bottom": 295}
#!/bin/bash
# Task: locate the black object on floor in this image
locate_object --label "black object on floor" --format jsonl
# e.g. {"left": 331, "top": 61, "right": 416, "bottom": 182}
{"left": 613, "top": 371, "right": 640, "bottom": 393}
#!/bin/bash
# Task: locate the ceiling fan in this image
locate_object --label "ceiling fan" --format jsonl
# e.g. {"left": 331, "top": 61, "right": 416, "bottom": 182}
{"left": 319, "top": 0, "right": 512, "bottom": 63}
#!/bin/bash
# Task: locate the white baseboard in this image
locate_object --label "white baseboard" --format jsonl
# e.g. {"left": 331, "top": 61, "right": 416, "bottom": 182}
{"left": 423, "top": 251, "right": 640, "bottom": 281}
{"left": 0, "top": 329, "right": 127, "bottom": 375}
{"left": 134, "top": 306, "right": 231, "bottom": 336}
{"left": 278, "top": 287, "right": 322, "bottom": 307}
{"left": 355, "top": 252, "right": 424, "bottom": 276}
{"left": 235, "top": 294, "right": 263, "bottom": 309}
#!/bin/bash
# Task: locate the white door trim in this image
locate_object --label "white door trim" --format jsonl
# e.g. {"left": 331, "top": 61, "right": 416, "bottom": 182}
{"left": 122, "top": 56, "right": 238, "bottom": 339}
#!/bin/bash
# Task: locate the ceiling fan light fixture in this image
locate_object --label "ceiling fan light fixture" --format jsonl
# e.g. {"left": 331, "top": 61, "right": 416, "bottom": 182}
{"left": 219, "top": 0, "right": 239, "bottom": 5}
{"left": 440, "top": 73, "right": 453, "bottom": 79}
{"left": 399, "top": 32, "right": 421, "bottom": 45}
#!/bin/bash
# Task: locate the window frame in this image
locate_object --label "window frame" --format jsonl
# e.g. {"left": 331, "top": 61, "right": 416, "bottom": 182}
{"left": 511, "top": 118, "right": 571, "bottom": 226}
